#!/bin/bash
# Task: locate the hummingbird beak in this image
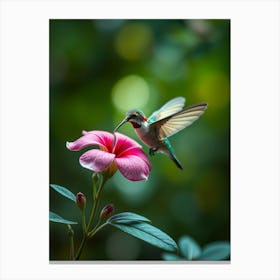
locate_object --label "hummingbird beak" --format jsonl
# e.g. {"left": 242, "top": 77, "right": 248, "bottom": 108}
{"left": 113, "top": 117, "right": 129, "bottom": 132}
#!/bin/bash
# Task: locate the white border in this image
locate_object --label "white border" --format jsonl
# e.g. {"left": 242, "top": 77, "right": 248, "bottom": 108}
{"left": 0, "top": 0, "right": 279, "bottom": 279}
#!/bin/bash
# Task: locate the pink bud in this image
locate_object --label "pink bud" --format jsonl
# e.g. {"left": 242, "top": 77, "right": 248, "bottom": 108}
{"left": 100, "top": 204, "right": 114, "bottom": 220}
{"left": 76, "top": 192, "right": 86, "bottom": 210}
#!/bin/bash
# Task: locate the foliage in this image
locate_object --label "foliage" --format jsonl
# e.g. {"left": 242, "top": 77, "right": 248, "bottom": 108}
{"left": 162, "top": 235, "right": 230, "bottom": 261}
{"left": 49, "top": 211, "right": 77, "bottom": 225}
{"left": 50, "top": 182, "right": 178, "bottom": 260}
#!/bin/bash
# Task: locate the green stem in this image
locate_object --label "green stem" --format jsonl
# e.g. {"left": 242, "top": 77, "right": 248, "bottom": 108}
{"left": 88, "top": 222, "right": 108, "bottom": 238}
{"left": 88, "top": 220, "right": 101, "bottom": 237}
{"left": 74, "top": 175, "right": 107, "bottom": 260}
{"left": 81, "top": 209, "right": 87, "bottom": 233}
{"left": 87, "top": 175, "right": 107, "bottom": 232}
{"left": 67, "top": 225, "right": 75, "bottom": 260}
{"left": 74, "top": 233, "right": 88, "bottom": 260}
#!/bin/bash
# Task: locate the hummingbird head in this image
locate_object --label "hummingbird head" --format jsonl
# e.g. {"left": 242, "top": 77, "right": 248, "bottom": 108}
{"left": 114, "top": 110, "right": 147, "bottom": 132}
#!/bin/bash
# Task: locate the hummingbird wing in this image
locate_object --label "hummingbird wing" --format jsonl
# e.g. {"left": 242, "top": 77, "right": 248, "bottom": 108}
{"left": 147, "top": 97, "right": 186, "bottom": 124}
{"left": 150, "top": 103, "right": 208, "bottom": 139}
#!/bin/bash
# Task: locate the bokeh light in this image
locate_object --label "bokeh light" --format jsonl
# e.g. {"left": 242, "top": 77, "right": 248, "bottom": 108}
{"left": 150, "top": 44, "right": 186, "bottom": 81}
{"left": 196, "top": 72, "right": 230, "bottom": 109}
{"left": 111, "top": 171, "right": 156, "bottom": 207}
{"left": 114, "top": 22, "right": 153, "bottom": 61}
{"left": 111, "top": 75, "right": 150, "bottom": 113}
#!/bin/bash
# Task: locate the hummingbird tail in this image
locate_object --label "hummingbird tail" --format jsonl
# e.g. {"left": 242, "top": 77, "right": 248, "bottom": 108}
{"left": 163, "top": 138, "right": 183, "bottom": 170}
{"left": 170, "top": 153, "right": 183, "bottom": 170}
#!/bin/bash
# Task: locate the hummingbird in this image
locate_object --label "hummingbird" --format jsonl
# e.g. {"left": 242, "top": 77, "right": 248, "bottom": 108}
{"left": 114, "top": 97, "right": 207, "bottom": 169}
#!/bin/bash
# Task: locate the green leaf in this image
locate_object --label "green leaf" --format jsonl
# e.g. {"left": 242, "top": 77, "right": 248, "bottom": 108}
{"left": 178, "top": 235, "right": 202, "bottom": 260}
{"left": 50, "top": 184, "right": 76, "bottom": 202}
{"left": 49, "top": 211, "right": 77, "bottom": 225}
{"left": 198, "top": 241, "right": 230, "bottom": 260}
{"left": 162, "top": 253, "right": 185, "bottom": 261}
{"left": 108, "top": 212, "right": 151, "bottom": 224}
{"left": 108, "top": 221, "right": 178, "bottom": 252}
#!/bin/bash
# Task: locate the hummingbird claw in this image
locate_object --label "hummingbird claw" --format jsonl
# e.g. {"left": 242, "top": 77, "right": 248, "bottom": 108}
{"left": 149, "top": 148, "right": 157, "bottom": 156}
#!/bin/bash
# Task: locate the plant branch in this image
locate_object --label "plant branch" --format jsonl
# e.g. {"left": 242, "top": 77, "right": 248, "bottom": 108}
{"left": 67, "top": 225, "right": 75, "bottom": 260}
{"left": 74, "top": 174, "right": 107, "bottom": 260}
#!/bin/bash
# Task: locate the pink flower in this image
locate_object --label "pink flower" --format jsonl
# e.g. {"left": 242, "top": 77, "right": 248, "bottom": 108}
{"left": 66, "top": 130, "right": 151, "bottom": 181}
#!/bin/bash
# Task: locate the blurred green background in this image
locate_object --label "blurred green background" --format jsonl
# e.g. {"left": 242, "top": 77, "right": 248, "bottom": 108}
{"left": 49, "top": 19, "right": 230, "bottom": 260}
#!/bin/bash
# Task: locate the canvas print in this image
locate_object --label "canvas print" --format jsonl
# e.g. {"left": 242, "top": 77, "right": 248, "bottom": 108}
{"left": 49, "top": 19, "right": 230, "bottom": 261}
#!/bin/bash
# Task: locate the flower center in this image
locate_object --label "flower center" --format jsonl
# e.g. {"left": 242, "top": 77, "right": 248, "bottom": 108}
{"left": 102, "top": 160, "right": 118, "bottom": 179}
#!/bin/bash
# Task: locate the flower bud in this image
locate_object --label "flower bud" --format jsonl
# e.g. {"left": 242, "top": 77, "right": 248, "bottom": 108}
{"left": 76, "top": 192, "right": 86, "bottom": 210}
{"left": 100, "top": 204, "right": 114, "bottom": 220}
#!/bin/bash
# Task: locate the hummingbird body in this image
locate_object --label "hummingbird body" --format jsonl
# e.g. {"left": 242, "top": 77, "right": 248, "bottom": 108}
{"left": 134, "top": 121, "right": 158, "bottom": 148}
{"left": 114, "top": 97, "right": 207, "bottom": 169}
{"left": 132, "top": 119, "right": 183, "bottom": 168}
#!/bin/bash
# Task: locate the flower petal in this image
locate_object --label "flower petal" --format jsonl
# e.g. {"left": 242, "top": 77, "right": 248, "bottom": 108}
{"left": 66, "top": 130, "right": 114, "bottom": 152}
{"left": 120, "top": 148, "right": 152, "bottom": 172}
{"left": 114, "top": 152, "right": 151, "bottom": 181}
{"left": 113, "top": 132, "right": 142, "bottom": 156}
{"left": 79, "top": 149, "right": 115, "bottom": 172}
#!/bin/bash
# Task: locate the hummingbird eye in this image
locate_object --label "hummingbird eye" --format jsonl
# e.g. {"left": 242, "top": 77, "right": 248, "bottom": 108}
{"left": 127, "top": 112, "right": 137, "bottom": 119}
{"left": 132, "top": 115, "right": 139, "bottom": 121}
{"left": 126, "top": 110, "right": 146, "bottom": 124}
